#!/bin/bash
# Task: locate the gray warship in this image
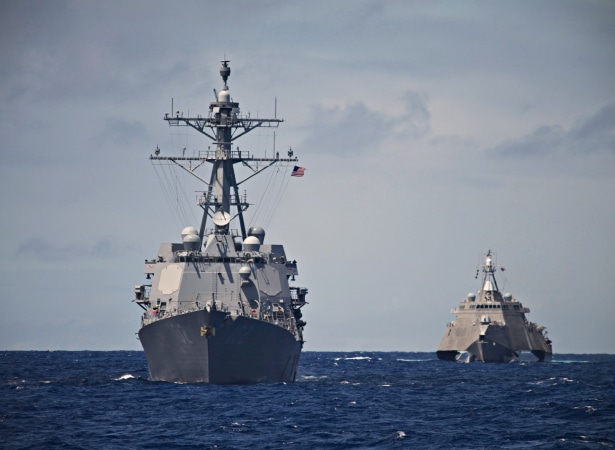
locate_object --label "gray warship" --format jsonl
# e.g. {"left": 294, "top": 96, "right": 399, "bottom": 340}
{"left": 436, "top": 251, "right": 552, "bottom": 363}
{"left": 132, "top": 60, "right": 309, "bottom": 383}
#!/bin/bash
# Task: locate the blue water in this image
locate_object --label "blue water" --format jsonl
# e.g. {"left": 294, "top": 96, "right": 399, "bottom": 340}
{"left": 1, "top": 352, "right": 614, "bottom": 449}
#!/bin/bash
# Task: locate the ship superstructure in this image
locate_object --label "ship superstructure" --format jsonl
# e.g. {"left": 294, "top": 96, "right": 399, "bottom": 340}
{"left": 436, "top": 251, "right": 552, "bottom": 363}
{"left": 133, "top": 60, "right": 308, "bottom": 383}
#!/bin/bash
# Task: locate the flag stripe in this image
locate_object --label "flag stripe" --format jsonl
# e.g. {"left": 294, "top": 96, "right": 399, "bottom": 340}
{"left": 291, "top": 166, "right": 305, "bottom": 177}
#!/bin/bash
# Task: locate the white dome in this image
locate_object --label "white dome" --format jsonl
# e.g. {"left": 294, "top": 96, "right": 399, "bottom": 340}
{"left": 248, "top": 226, "right": 265, "bottom": 244}
{"left": 182, "top": 233, "right": 200, "bottom": 251}
{"left": 243, "top": 236, "right": 261, "bottom": 252}
{"left": 181, "top": 226, "right": 198, "bottom": 238}
{"left": 218, "top": 90, "right": 230, "bottom": 102}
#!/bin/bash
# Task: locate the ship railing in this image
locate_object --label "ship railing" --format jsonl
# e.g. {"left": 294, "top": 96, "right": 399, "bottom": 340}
{"left": 174, "top": 252, "right": 246, "bottom": 264}
{"left": 259, "top": 314, "right": 298, "bottom": 335}
{"left": 141, "top": 293, "right": 299, "bottom": 336}
{"left": 198, "top": 192, "right": 247, "bottom": 209}
{"left": 189, "top": 149, "right": 272, "bottom": 160}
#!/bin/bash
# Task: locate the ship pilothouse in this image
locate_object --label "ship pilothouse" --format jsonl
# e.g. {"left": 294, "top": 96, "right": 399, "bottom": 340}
{"left": 132, "top": 60, "right": 309, "bottom": 383}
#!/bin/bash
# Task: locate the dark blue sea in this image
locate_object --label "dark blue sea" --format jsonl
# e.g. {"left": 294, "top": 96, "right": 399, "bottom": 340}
{"left": 1, "top": 352, "right": 614, "bottom": 449}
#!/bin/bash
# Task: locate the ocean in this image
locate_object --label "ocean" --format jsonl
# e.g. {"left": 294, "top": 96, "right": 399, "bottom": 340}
{"left": 1, "top": 351, "right": 614, "bottom": 449}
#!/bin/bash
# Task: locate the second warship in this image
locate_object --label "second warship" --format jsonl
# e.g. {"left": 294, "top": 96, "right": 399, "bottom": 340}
{"left": 436, "top": 251, "right": 552, "bottom": 363}
{"left": 132, "top": 60, "right": 309, "bottom": 383}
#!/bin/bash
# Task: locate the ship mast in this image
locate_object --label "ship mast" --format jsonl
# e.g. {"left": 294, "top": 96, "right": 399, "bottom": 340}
{"left": 480, "top": 250, "right": 500, "bottom": 292}
{"left": 150, "top": 60, "right": 298, "bottom": 242}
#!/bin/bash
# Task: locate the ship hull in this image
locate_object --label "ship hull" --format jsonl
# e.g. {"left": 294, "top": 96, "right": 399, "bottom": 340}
{"left": 139, "top": 310, "right": 302, "bottom": 383}
{"left": 437, "top": 325, "right": 552, "bottom": 363}
{"left": 437, "top": 346, "right": 551, "bottom": 363}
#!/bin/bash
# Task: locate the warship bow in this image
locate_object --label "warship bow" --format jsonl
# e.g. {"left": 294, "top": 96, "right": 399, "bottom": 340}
{"left": 436, "top": 251, "right": 552, "bottom": 363}
{"left": 133, "top": 60, "right": 308, "bottom": 383}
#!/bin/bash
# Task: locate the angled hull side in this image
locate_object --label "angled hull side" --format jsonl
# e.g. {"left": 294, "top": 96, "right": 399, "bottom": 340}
{"left": 139, "top": 310, "right": 302, "bottom": 383}
{"left": 437, "top": 321, "right": 552, "bottom": 363}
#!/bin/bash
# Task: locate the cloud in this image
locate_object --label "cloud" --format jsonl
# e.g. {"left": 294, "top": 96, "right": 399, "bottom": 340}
{"left": 490, "top": 124, "right": 566, "bottom": 158}
{"left": 300, "top": 90, "right": 430, "bottom": 156}
{"left": 489, "top": 105, "right": 615, "bottom": 159}
{"left": 17, "top": 236, "right": 128, "bottom": 262}
{"left": 568, "top": 105, "right": 615, "bottom": 156}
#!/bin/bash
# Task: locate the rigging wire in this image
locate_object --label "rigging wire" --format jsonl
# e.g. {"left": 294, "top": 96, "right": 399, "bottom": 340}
{"left": 248, "top": 162, "right": 292, "bottom": 231}
{"left": 150, "top": 125, "right": 202, "bottom": 230}
{"left": 248, "top": 151, "right": 279, "bottom": 226}
{"left": 157, "top": 123, "right": 294, "bottom": 235}
{"left": 266, "top": 164, "right": 293, "bottom": 229}
{"left": 151, "top": 161, "right": 198, "bottom": 230}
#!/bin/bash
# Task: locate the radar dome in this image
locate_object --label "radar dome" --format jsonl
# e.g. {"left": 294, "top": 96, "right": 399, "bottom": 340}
{"left": 181, "top": 226, "right": 198, "bottom": 238}
{"left": 239, "top": 266, "right": 251, "bottom": 280}
{"left": 218, "top": 90, "right": 230, "bottom": 102}
{"left": 219, "top": 64, "right": 230, "bottom": 81}
{"left": 248, "top": 226, "right": 265, "bottom": 244}
{"left": 182, "top": 233, "right": 200, "bottom": 251}
{"left": 243, "top": 236, "right": 261, "bottom": 252}
{"left": 503, "top": 293, "right": 513, "bottom": 301}
{"left": 467, "top": 293, "right": 476, "bottom": 301}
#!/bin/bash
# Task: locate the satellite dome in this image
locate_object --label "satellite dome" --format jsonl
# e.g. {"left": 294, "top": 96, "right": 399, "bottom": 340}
{"left": 248, "top": 226, "right": 265, "bottom": 244}
{"left": 243, "top": 236, "right": 261, "bottom": 252}
{"left": 182, "top": 233, "right": 200, "bottom": 251}
{"left": 239, "top": 266, "right": 251, "bottom": 280}
{"left": 503, "top": 293, "right": 513, "bottom": 301}
{"left": 467, "top": 293, "right": 476, "bottom": 301}
{"left": 181, "top": 226, "right": 198, "bottom": 238}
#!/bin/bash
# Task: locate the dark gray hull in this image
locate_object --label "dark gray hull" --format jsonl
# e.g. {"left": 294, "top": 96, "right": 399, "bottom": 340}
{"left": 139, "top": 310, "right": 302, "bottom": 383}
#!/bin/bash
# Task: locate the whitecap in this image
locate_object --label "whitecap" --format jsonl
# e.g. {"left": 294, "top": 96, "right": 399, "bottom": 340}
{"left": 382, "top": 431, "right": 406, "bottom": 441}
{"left": 301, "top": 375, "right": 327, "bottom": 380}
{"left": 334, "top": 356, "right": 371, "bottom": 361}
{"left": 573, "top": 405, "right": 596, "bottom": 414}
{"left": 553, "top": 360, "right": 589, "bottom": 364}
{"left": 116, "top": 374, "right": 136, "bottom": 380}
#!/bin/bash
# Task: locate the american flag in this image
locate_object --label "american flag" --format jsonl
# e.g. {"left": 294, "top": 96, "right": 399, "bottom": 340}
{"left": 291, "top": 166, "right": 305, "bottom": 177}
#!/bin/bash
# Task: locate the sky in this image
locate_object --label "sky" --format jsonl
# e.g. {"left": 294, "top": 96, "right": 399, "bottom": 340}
{"left": 1, "top": 0, "right": 614, "bottom": 353}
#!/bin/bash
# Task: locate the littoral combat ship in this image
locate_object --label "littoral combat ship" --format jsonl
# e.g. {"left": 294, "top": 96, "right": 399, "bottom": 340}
{"left": 133, "top": 60, "right": 308, "bottom": 383}
{"left": 436, "top": 251, "right": 552, "bottom": 363}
